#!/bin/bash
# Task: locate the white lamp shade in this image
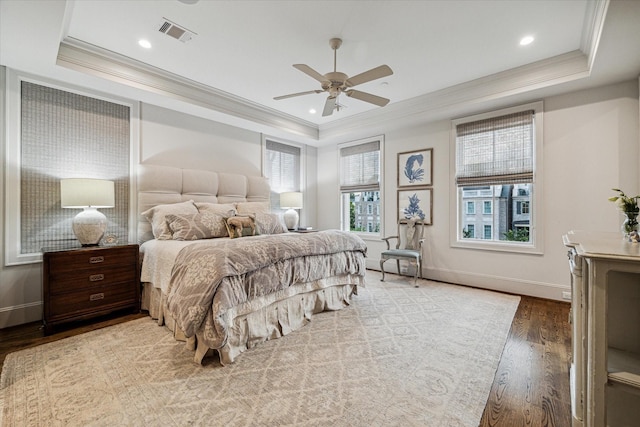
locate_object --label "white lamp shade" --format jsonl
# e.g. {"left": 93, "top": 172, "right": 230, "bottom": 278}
{"left": 60, "top": 178, "right": 115, "bottom": 208}
{"left": 280, "top": 192, "right": 303, "bottom": 209}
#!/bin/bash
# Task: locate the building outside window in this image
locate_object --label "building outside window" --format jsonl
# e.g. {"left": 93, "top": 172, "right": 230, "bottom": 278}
{"left": 454, "top": 102, "right": 542, "bottom": 250}
{"left": 339, "top": 137, "right": 382, "bottom": 235}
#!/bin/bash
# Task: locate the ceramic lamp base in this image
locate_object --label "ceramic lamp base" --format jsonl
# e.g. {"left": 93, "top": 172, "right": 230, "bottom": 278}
{"left": 283, "top": 208, "right": 299, "bottom": 230}
{"left": 72, "top": 207, "right": 108, "bottom": 246}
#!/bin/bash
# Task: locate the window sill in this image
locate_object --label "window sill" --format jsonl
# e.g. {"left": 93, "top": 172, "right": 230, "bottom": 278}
{"left": 451, "top": 239, "right": 543, "bottom": 255}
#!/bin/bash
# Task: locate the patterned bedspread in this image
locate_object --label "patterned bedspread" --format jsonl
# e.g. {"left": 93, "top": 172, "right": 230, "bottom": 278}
{"left": 166, "top": 230, "right": 367, "bottom": 349}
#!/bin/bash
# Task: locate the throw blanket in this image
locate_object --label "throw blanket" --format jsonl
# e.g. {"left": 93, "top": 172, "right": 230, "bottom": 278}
{"left": 166, "top": 230, "right": 367, "bottom": 349}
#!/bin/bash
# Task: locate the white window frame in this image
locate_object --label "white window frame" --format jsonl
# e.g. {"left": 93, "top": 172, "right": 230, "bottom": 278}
{"left": 449, "top": 101, "right": 544, "bottom": 254}
{"left": 483, "top": 200, "right": 492, "bottom": 215}
{"left": 4, "top": 69, "right": 140, "bottom": 266}
{"left": 338, "top": 135, "right": 384, "bottom": 239}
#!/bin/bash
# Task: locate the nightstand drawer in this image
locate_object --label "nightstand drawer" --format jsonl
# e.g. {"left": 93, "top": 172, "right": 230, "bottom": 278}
{"left": 48, "top": 283, "right": 138, "bottom": 318}
{"left": 42, "top": 244, "right": 140, "bottom": 334}
{"left": 48, "top": 264, "right": 137, "bottom": 294}
{"left": 47, "top": 246, "right": 137, "bottom": 275}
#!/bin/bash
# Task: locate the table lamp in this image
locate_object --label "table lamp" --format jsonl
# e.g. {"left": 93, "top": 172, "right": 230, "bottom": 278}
{"left": 280, "top": 191, "right": 303, "bottom": 230}
{"left": 61, "top": 178, "right": 115, "bottom": 246}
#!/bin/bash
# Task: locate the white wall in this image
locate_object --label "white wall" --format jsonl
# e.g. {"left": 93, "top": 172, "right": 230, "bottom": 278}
{"left": 0, "top": 94, "right": 318, "bottom": 329}
{"left": 317, "top": 79, "right": 640, "bottom": 300}
{"left": 1, "top": 76, "right": 637, "bottom": 329}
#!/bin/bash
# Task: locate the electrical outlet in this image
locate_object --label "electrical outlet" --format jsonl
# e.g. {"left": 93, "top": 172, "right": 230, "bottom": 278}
{"left": 562, "top": 291, "right": 572, "bottom": 300}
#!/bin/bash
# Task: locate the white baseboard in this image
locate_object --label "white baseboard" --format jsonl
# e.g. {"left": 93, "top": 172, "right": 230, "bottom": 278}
{"left": 0, "top": 301, "right": 42, "bottom": 329}
{"left": 368, "top": 258, "right": 569, "bottom": 301}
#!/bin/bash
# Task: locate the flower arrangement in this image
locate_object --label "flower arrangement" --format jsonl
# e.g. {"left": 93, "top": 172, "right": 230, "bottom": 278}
{"left": 609, "top": 188, "right": 640, "bottom": 237}
{"left": 608, "top": 188, "right": 640, "bottom": 214}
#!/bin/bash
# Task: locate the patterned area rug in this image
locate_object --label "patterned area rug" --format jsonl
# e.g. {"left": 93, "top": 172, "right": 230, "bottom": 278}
{"left": 1, "top": 271, "right": 519, "bottom": 427}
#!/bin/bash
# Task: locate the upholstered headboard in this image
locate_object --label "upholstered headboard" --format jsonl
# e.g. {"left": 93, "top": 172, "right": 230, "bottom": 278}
{"left": 137, "top": 164, "right": 270, "bottom": 243}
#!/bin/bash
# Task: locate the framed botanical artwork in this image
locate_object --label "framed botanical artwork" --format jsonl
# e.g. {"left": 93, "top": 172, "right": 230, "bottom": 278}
{"left": 398, "top": 187, "right": 432, "bottom": 224}
{"left": 398, "top": 148, "right": 433, "bottom": 187}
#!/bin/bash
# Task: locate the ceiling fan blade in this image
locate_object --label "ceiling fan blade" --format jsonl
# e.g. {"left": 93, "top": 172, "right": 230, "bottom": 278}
{"left": 345, "top": 65, "right": 393, "bottom": 87}
{"left": 293, "top": 64, "right": 329, "bottom": 84}
{"left": 322, "top": 97, "right": 337, "bottom": 116}
{"left": 345, "top": 90, "right": 390, "bottom": 107}
{"left": 274, "top": 90, "right": 323, "bottom": 100}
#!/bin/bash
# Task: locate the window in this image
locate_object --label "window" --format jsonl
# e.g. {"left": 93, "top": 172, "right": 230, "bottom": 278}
{"left": 464, "top": 224, "right": 475, "bottom": 238}
{"left": 5, "top": 70, "right": 138, "bottom": 265}
{"left": 339, "top": 137, "right": 382, "bottom": 235}
{"left": 466, "top": 201, "right": 475, "bottom": 214}
{"left": 264, "top": 138, "right": 302, "bottom": 211}
{"left": 484, "top": 225, "right": 492, "bottom": 239}
{"left": 517, "top": 201, "right": 530, "bottom": 214}
{"left": 452, "top": 102, "right": 543, "bottom": 252}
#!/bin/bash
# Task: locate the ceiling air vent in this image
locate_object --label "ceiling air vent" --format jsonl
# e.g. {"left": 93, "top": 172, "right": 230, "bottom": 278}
{"left": 158, "top": 18, "right": 196, "bottom": 43}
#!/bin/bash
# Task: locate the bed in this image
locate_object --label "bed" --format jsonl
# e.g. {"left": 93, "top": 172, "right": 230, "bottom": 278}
{"left": 137, "top": 164, "right": 367, "bottom": 365}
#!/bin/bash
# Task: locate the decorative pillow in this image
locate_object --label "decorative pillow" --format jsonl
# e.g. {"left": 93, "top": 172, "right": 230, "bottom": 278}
{"left": 141, "top": 200, "right": 198, "bottom": 240}
{"left": 255, "top": 212, "right": 288, "bottom": 235}
{"left": 224, "top": 215, "right": 257, "bottom": 239}
{"left": 235, "top": 202, "right": 270, "bottom": 215}
{"left": 166, "top": 211, "right": 230, "bottom": 241}
{"left": 194, "top": 202, "right": 237, "bottom": 216}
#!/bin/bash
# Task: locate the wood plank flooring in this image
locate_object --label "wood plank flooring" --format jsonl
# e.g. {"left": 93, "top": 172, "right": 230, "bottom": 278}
{"left": 0, "top": 296, "right": 571, "bottom": 426}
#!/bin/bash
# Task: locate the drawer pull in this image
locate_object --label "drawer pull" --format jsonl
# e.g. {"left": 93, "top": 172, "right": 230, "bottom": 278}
{"left": 89, "top": 274, "right": 104, "bottom": 282}
{"left": 90, "top": 256, "right": 104, "bottom": 264}
{"left": 89, "top": 293, "right": 105, "bottom": 301}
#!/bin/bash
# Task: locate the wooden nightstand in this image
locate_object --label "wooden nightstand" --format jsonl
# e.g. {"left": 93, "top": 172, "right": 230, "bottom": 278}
{"left": 42, "top": 244, "right": 140, "bottom": 335}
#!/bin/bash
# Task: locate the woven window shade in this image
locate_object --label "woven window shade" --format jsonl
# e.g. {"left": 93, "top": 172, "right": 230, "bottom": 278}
{"left": 455, "top": 110, "right": 534, "bottom": 186}
{"left": 340, "top": 140, "right": 380, "bottom": 192}
{"left": 20, "top": 82, "right": 130, "bottom": 252}
{"left": 265, "top": 140, "right": 301, "bottom": 211}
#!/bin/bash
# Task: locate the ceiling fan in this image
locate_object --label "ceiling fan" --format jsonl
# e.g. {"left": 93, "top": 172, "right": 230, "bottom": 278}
{"left": 274, "top": 38, "right": 393, "bottom": 117}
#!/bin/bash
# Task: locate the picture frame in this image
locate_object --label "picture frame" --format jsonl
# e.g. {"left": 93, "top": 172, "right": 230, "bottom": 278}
{"left": 398, "top": 187, "right": 432, "bottom": 224}
{"left": 397, "top": 148, "right": 433, "bottom": 187}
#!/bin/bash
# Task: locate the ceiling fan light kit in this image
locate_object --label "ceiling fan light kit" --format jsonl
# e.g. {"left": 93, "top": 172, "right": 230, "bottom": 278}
{"left": 274, "top": 38, "right": 393, "bottom": 117}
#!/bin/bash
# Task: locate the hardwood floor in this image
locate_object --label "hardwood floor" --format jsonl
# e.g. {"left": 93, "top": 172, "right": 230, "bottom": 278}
{"left": 0, "top": 297, "right": 571, "bottom": 426}
{"left": 479, "top": 296, "right": 572, "bottom": 427}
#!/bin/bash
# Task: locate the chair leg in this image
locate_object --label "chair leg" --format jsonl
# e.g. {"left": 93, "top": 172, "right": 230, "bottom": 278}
{"left": 396, "top": 260, "right": 401, "bottom": 276}
{"left": 413, "top": 262, "right": 419, "bottom": 288}
{"left": 380, "top": 259, "right": 386, "bottom": 281}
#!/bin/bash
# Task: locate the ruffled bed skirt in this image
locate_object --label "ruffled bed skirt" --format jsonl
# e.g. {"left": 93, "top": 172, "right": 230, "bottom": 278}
{"left": 141, "top": 275, "right": 363, "bottom": 365}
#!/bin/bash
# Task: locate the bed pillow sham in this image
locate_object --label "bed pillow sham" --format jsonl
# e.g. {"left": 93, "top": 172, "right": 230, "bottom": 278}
{"left": 235, "top": 202, "right": 270, "bottom": 215}
{"left": 194, "top": 202, "right": 237, "bottom": 216}
{"left": 254, "top": 212, "right": 288, "bottom": 235}
{"left": 141, "top": 200, "right": 198, "bottom": 240}
{"left": 166, "top": 211, "right": 232, "bottom": 240}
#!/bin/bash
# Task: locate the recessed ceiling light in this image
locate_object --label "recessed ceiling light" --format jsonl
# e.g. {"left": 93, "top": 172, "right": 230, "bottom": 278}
{"left": 519, "top": 36, "right": 534, "bottom": 46}
{"left": 138, "top": 39, "right": 152, "bottom": 49}
{"left": 309, "top": 108, "right": 317, "bottom": 114}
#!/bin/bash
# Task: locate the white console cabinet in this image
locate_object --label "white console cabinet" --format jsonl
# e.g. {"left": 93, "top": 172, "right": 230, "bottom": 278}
{"left": 563, "top": 230, "right": 640, "bottom": 427}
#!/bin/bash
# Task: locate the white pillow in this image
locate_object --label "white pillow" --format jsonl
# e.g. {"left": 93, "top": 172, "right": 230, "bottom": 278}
{"left": 195, "top": 202, "right": 237, "bottom": 216}
{"left": 235, "top": 201, "right": 270, "bottom": 215}
{"left": 141, "top": 200, "right": 198, "bottom": 240}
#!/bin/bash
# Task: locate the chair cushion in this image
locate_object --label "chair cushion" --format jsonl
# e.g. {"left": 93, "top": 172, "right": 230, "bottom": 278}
{"left": 381, "top": 249, "right": 421, "bottom": 260}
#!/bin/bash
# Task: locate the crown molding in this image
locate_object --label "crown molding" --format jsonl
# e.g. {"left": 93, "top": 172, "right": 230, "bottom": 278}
{"left": 56, "top": 37, "right": 319, "bottom": 140}
{"left": 57, "top": 0, "right": 609, "bottom": 146}
{"left": 581, "top": 0, "right": 610, "bottom": 70}
{"left": 319, "top": 50, "right": 590, "bottom": 141}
